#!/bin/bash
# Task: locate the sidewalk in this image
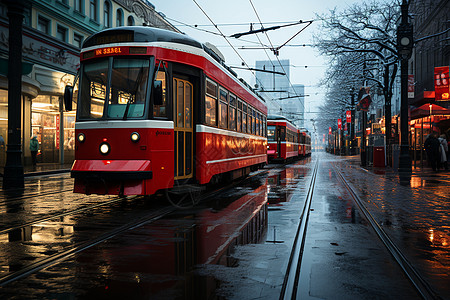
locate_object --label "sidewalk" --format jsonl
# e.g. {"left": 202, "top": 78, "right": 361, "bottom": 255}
{"left": 0, "top": 163, "right": 72, "bottom": 179}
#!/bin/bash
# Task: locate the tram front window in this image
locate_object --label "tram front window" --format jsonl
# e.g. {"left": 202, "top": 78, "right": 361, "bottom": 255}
{"left": 77, "top": 58, "right": 150, "bottom": 120}
{"left": 267, "top": 125, "right": 276, "bottom": 141}
{"left": 108, "top": 58, "right": 149, "bottom": 119}
{"left": 78, "top": 59, "right": 108, "bottom": 119}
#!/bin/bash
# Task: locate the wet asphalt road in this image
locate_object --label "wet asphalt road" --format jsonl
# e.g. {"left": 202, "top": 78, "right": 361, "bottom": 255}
{"left": 0, "top": 152, "right": 449, "bottom": 299}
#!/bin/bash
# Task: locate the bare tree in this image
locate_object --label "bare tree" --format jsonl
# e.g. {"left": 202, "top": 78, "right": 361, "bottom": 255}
{"left": 314, "top": 0, "right": 400, "bottom": 142}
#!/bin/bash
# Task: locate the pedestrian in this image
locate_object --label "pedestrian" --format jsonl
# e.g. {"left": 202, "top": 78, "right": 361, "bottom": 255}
{"left": 424, "top": 133, "right": 440, "bottom": 171}
{"left": 438, "top": 134, "right": 448, "bottom": 170}
{"left": 30, "top": 135, "right": 39, "bottom": 166}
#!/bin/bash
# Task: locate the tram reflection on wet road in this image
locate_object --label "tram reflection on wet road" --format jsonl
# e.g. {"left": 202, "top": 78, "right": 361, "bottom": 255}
{"left": 0, "top": 160, "right": 314, "bottom": 299}
{"left": 69, "top": 185, "right": 268, "bottom": 299}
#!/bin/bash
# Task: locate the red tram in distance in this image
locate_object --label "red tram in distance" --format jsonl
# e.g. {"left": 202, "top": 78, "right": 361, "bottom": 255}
{"left": 65, "top": 26, "right": 267, "bottom": 196}
{"left": 267, "top": 115, "right": 310, "bottom": 161}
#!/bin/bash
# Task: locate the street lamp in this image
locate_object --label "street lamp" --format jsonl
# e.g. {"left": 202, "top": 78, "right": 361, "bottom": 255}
{"left": 429, "top": 104, "right": 432, "bottom": 132}
{"left": 397, "top": 0, "right": 413, "bottom": 173}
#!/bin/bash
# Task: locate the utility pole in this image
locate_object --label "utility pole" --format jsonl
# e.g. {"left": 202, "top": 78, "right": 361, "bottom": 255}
{"left": 397, "top": 0, "right": 413, "bottom": 173}
{"left": 2, "top": 0, "right": 28, "bottom": 190}
{"left": 350, "top": 89, "right": 355, "bottom": 155}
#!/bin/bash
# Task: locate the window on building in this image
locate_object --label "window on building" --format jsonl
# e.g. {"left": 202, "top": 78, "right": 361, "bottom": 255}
{"left": 127, "top": 15, "right": 135, "bottom": 26}
{"left": 90, "top": 0, "right": 97, "bottom": 21}
{"left": 103, "top": 1, "right": 110, "bottom": 27}
{"left": 37, "top": 16, "right": 50, "bottom": 34}
{"left": 116, "top": 9, "right": 123, "bottom": 27}
{"left": 74, "top": 33, "right": 83, "bottom": 48}
{"left": 74, "top": 0, "right": 83, "bottom": 12}
{"left": 56, "top": 25, "right": 67, "bottom": 42}
{"left": 205, "top": 79, "right": 217, "bottom": 126}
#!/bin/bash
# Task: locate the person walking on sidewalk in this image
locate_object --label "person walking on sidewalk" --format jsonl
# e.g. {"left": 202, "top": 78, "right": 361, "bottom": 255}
{"left": 424, "top": 133, "right": 440, "bottom": 171}
{"left": 438, "top": 134, "right": 448, "bottom": 170}
{"left": 30, "top": 135, "right": 39, "bottom": 166}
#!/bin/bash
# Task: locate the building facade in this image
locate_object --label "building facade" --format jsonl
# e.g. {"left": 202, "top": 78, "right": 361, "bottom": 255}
{"left": 254, "top": 59, "right": 305, "bottom": 128}
{"left": 0, "top": 0, "right": 177, "bottom": 167}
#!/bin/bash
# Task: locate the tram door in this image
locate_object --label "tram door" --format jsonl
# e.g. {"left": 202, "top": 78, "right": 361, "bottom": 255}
{"left": 276, "top": 126, "right": 281, "bottom": 158}
{"left": 173, "top": 77, "right": 193, "bottom": 180}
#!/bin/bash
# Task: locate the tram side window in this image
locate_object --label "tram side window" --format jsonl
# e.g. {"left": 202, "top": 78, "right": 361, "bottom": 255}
{"left": 242, "top": 103, "right": 247, "bottom": 133}
{"left": 78, "top": 59, "right": 108, "bottom": 119}
{"left": 252, "top": 109, "right": 256, "bottom": 135}
{"left": 219, "top": 88, "right": 228, "bottom": 129}
{"left": 205, "top": 79, "right": 217, "bottom": 126}
{"left": 256, "top": 113, "right": 261, "bottom": 136}
{"left": 267, "top": 125, "right": 275, "bottom": 141}
{"left": 229, "top": 94, "right": 236, "bottom": 131}
{"left": 237, "top": 99, "right": 242, "bottom": 132}
{"left": 153, "top": 70, "right": 167, "bottom": 118}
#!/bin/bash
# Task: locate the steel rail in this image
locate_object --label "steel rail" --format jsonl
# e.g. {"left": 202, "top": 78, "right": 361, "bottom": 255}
{"left": 0, "top": 205, "right": 175, "bottom": 287}
{"left": 333, "top": 164, "right": 441, "bottom": 300}
{"left": 279, "top": 158, "right": 319, "bottom": 300}
{"left": 0, "top": 195, "right": 135, "bottom": 235}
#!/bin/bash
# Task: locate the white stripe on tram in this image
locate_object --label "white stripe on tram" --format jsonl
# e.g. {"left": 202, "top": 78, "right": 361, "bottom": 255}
{"left": 206, "top": 154, "right": 266, "bottom": 165}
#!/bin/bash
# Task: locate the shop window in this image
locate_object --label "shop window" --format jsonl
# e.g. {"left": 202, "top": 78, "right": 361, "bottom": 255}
{"left": 0, "top": 90, "right": 7, "bottom": 167}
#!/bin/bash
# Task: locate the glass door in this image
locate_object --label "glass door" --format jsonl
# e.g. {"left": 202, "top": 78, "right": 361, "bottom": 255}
{"left": 173, "top": 77, "right": 193, "bottom": 180}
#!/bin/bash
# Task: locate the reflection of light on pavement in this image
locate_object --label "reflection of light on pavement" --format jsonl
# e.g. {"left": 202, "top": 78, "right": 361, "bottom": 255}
{"left": 429, "top": 229, "right": 434, "bottom": 243}
{"left": 410, "top": 176, "right": 422, "bottom": 188}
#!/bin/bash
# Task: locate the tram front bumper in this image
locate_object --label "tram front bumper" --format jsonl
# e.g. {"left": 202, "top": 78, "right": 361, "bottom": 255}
{"left": 71, "top": 159, "right": 153, "bottom": 180}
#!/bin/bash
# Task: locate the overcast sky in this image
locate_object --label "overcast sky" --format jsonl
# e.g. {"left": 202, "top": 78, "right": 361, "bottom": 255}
{"left": 150, "top": 0, "right": 381, "bottom": 128}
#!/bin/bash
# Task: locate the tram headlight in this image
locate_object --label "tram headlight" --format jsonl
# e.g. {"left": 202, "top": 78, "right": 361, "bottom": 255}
{"left": 77, "top": 133, "right": 85, "bottom": 143}
{"left": 130, "top": 132, "right": 140, "bottom": 143}
{"left": 99, "top": 142, "right": 110, "bottom": 155}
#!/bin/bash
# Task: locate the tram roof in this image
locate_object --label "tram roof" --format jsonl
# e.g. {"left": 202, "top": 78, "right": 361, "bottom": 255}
{"left": 83, "top": 26, "right": 204, "bottom": 49}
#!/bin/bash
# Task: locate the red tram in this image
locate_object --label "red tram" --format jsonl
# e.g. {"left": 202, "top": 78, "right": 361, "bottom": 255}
{"left": 65, "top": 27, "right": 267, "bottom": 196}
{"left": 267, "top": 115, "right": 300, "bottom": 161}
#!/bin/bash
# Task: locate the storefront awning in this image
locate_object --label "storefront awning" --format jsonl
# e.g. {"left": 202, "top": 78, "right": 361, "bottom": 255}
{"left": 410, "top": 103, "right": 450, "bottom": 120}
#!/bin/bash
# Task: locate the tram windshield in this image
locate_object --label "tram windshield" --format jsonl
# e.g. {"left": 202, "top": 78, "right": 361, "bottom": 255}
{"left": 77, "top": 58, "right": 150, "bottom": 120}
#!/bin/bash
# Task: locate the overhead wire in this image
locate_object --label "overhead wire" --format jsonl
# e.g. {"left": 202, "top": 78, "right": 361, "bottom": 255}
{"left": 191, "top": 0, "right": 267, "bottom": 97}
{"left": 248, "top": 0, "right": 307, "bottom": 116}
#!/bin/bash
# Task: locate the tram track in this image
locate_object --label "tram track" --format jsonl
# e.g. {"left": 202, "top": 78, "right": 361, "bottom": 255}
{"left": 332, "top": 164, "right": 441, "bottom": 300}
{"left": 0, "top": 205, "right": 175, "bottom": 287}
{"left": 279, "top": 158, "right": 319, "bottom": 300}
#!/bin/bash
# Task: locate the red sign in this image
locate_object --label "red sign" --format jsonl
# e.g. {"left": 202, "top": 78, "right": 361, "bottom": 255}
{"left": 328, "top": 127, "right": 332, "bottom": 135}
{"left": 337, "top": 119, "right": 342, "bottom": 130}
{"left": 408, "top": 75, "right": 414, "bottom": 98}
{"left": 435, "top": 66, "right": 449, "bottom": 101}
{"left": 346, "top": 110, "right": 351, "bottom": 123}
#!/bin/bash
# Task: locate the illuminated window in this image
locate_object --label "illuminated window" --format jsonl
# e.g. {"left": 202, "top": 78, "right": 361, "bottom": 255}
{"left": 229, "top": 94, "right": 236, "bottom": 131}
{"left": 237, "top": 99, "right": 242, "bottom": 132}
{"left": 219, "top": 88, "right": 228, "bottom": 129}
{"left": 205, "top": 79, "right": 217, "bottom": 126}
{"left": 153, "top": 70, "right": 167, "bottom": 118}
{"left": 242, "top": 103, "right": 247, "bottom": 133}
